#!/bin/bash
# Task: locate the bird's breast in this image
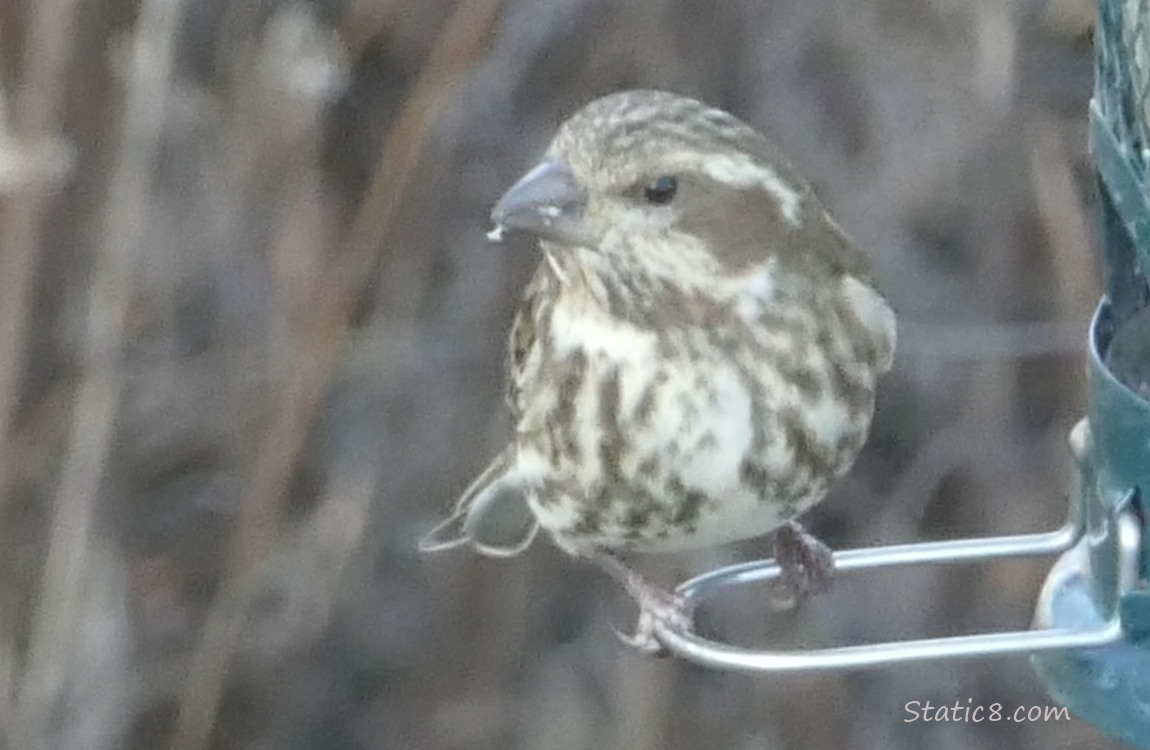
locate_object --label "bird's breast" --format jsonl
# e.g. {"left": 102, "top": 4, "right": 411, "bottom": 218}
{"left": 514, "top": 281, "right": 881, "bottom": 553}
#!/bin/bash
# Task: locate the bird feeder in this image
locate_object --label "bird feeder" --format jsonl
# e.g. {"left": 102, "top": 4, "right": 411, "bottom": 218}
{"left": 653, "top": 2, "right": 1150, "bottom": 746}
{"left": 1031, "top": 1, "right": 1150, "bottom": 745}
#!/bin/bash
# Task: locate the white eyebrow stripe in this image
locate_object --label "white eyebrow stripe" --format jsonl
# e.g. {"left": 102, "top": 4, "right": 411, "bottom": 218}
{"left": 670, "top": 151, "right": 805, "bottom": 227}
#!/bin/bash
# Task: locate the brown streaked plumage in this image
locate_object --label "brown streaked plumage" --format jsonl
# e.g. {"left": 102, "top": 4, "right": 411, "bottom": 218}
{"left": 421, "top": 90, "right": 896, "bottom": 653}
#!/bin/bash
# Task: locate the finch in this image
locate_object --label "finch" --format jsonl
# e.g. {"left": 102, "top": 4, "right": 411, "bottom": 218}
{"left": 421, "top": 90, "right": 896, "bottom": 652}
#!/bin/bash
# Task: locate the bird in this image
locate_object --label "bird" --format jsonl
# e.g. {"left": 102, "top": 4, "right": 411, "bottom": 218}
{"left": 420, "top": 90, "right": 896, "bottom": 653}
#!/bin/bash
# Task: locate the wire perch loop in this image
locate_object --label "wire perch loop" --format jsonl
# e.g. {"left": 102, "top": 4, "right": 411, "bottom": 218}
{"left": 651, "top": 478, "right": 1142, "bottom": 672}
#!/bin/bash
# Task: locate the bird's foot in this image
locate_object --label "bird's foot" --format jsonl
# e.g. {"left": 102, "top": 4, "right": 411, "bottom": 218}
{"left": 770, "top": 521, "right": 835, "bottom": 609}
{"left": 593, "top": 553, "right": 695, "bottom": 656}
{"left": 613, "top": 579, "right": 694, "bottom": 656}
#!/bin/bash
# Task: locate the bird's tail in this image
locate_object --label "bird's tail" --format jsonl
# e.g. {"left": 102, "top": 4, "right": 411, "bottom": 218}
{"left": 418, "top": 446, "right": 539, "bottom": 557}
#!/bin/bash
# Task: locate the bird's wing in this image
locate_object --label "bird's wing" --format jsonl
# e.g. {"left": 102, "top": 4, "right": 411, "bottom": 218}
{"left": 418, "top": 445, "right": 539, "bottom": 557}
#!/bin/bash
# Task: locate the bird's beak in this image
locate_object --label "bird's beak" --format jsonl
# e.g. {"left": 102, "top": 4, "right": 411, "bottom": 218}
{"left": 491, "top": 158, "right": 592, "bottom": 247}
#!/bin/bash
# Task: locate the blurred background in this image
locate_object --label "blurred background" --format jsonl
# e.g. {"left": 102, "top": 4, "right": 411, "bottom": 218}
{"left": 0, "top": 0, "right": 1122, "bottom": 748}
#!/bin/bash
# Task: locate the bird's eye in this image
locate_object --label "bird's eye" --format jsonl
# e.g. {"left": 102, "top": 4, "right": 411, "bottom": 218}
{"left": 643, "top": 175, "right": 678, "bottom": 205}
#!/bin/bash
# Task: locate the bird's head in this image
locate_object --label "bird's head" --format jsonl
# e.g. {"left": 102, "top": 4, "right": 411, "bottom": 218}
{"left": 491, "top": 90, "right": 866, "bottom": 286}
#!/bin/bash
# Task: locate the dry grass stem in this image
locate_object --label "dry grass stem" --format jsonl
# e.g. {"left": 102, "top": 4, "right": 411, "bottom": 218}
{"left": 0, "top": 0, "right": 84, "bottom": 739}
{"left": 169, "top": 2, "right": 506, "bottom": 748}
{"left": 0, "top": 0, "right": 83, "bottom": 516}
{"left": 13, "top": 0, "right": 185, "bottom": 746}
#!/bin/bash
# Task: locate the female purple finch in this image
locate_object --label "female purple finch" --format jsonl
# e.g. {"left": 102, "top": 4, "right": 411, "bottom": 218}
{"left": 422, "top": 90, "right": 896, "bottom": 653}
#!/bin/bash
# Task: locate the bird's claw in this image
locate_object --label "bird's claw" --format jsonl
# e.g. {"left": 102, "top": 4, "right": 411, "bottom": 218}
{"left": 612, "top": 586, "right": 695, "bottom": 656}
{"left": 612, "top": 612, "right": 666, "bottom": 656}
{"left": 770, "top": 521, "right": 835, "bottom": 609}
